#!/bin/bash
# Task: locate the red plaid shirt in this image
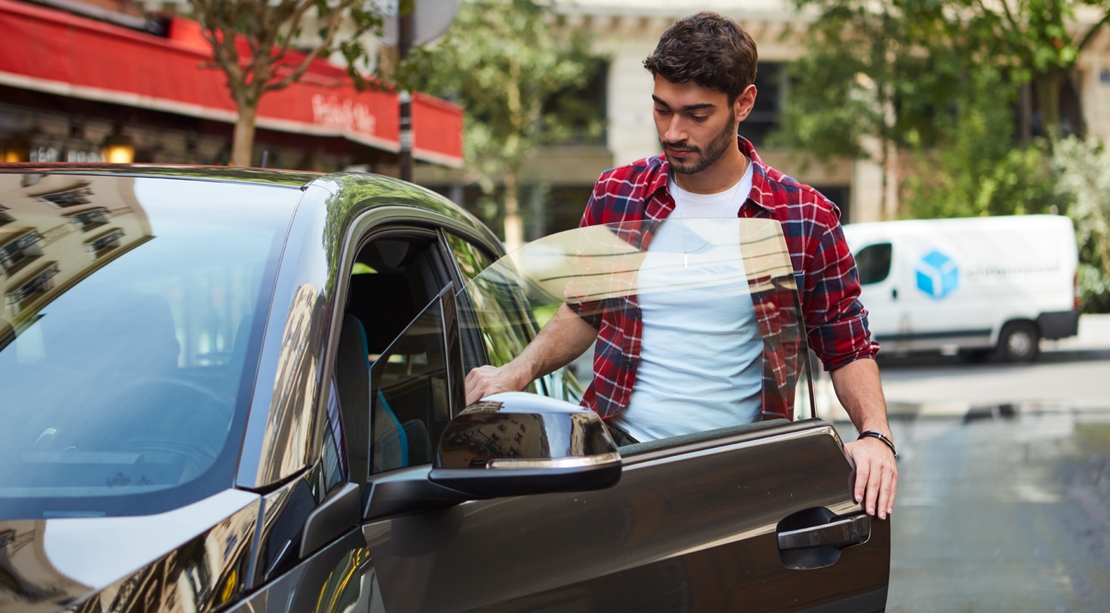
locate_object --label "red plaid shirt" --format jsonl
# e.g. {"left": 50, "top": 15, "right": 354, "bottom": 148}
{"left": 578, "top": 137, "right": 878, "bottom": 421}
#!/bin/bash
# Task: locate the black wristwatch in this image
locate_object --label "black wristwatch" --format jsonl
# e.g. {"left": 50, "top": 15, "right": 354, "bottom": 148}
{"left": 858, "top": 430, "right": 897, "bottom": 457}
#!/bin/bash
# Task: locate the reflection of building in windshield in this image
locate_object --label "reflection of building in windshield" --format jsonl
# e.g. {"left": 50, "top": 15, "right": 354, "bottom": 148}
{"left": 0, "top": 173, "right": 152, "bottom": 341}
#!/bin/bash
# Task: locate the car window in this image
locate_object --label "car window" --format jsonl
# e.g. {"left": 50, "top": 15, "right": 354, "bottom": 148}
{"left": 855, "top": 242, "right": 892, "bottom": 285}
{"left": 0, "top": 176, "right": 297, "bottom": 518}
{"left": 368, "top": 290, "right": 452, "bottom": 474}
{"left": 334, "top": 233, "right": 460, "bottom": 479}
{"left": 444, "top": 232, "right": 539, "bottom": 392}
{"left": 457, "top": 218, "right": 812, "bottom": 449}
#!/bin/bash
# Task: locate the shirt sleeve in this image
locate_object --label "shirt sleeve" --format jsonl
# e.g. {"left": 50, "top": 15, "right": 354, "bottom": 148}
{"left": 802, "top": 205, "right": 880, "bottom": 370}
{"left": 570, "top": 175, "right": 609, "bottom": 328}
{"left": 579, "top": 174, "right": 608, "bottom": 229}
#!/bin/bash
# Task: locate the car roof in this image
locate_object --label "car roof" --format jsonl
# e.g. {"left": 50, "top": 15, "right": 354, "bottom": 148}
{"left": 0, "top": 163, "right": 321, "bottom": 188}
{"left": 0, "top": 164, "right": 499, "bottom": 247}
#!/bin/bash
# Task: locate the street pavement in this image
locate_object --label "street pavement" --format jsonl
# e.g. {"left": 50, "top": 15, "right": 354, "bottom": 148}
{"left": 882, "top": 408, "right": 1110, "bottom": 612}
{"left": 824, "top": 314, "right": 1110, "bottom": 612}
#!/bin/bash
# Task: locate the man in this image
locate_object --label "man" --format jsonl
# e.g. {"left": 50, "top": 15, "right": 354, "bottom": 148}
{"left": 465, "top": 12, "right": 898, "bottom": 520}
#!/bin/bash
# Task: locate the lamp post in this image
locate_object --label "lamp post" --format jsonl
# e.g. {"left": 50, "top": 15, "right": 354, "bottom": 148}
{"left": 384, "top": 0, "right": 461, "bottom": 183}
{"left": 398, "top": 10, "right": 414, "bottom": 182}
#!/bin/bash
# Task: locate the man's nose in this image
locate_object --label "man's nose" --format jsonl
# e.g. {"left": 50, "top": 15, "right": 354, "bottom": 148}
{"left": 663, "top": 117, "right": 686, "bottom": 144}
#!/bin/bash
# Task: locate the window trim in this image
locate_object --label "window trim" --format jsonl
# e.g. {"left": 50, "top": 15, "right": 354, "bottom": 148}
{"left": 441, "top": 230, "right": 551, "bottom": 398}
{"left": 322, "top": 221, "right": 466, "bottom": 484}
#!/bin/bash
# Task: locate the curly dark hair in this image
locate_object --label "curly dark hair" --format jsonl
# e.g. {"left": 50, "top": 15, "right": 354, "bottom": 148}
{"left": 643, "top": 12, "right": 758, "bottom": 103}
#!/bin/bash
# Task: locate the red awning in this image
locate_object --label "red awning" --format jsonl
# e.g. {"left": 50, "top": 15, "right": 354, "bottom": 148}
{"left": 0, "top": 0, "right": 463, "bottom": 167}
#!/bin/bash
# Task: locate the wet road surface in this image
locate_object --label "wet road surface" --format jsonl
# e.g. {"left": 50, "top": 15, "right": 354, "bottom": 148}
{"left": 816, "top": 326, "right": 1110, "bottom": 610}
{"left": 859, "top": 406, "right": 1110, "bottom": 612}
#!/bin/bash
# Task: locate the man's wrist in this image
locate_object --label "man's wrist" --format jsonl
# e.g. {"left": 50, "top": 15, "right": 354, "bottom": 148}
{"left": 857, "top": 430, "right": 897, "bottom": 457}
{"left": 506, "top": 357, "right": 538, "bottom": 391}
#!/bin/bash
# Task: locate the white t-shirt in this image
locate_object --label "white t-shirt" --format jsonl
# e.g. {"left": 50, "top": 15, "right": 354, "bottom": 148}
{"left": 610, "top": 160, "right": 763, "bottom": 442}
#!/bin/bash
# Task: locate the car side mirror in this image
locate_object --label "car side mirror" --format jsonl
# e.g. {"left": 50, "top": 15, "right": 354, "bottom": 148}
{"left": 427, "top": 392, "right": 622, "bottom": 498}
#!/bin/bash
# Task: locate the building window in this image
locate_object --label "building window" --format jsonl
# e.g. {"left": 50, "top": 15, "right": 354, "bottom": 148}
{"left": 741, "top": 62, "right": 785, "bottom": 147}
{"left": 7, "top": 262, "right": 60, "bottom": 315}
{"left": 66, "top": 207, "right": 111, "bottom": 232}
{"left": 85, "top": 228, "right": 126, "bottom": 259}
{"left": 0, "top": 230, "right": 44, "bottom": 278}
{"left": 38, "top": 187, "right": 94, "bottom": 208}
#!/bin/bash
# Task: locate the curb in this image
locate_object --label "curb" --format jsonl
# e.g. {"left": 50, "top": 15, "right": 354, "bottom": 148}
{"left": 819, "top": 399, "right": 1110, "bottom": 423}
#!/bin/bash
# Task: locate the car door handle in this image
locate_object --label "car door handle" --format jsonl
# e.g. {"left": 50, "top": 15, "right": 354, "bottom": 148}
{"left": 777, "top": 514, "right": 871, "bottom": 550}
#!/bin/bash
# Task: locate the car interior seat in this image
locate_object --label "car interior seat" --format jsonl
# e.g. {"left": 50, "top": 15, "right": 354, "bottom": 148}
{"left": 345, "top": 273, "right": 417, "bottom": 355}
{"left": 337, "top": 311, "right": 435, "bottom": 475}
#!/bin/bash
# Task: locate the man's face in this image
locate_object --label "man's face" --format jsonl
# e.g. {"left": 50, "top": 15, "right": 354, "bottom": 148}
{"left": 652, "top": 75, "right": 753, "bottom": 175}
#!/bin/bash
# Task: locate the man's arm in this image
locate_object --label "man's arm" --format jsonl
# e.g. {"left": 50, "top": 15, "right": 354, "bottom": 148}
{"left": 829, "top": 358, "right": 897, "bottom": 520}
{"left": 464, "top": 303, "right": 598, "bottom": 405}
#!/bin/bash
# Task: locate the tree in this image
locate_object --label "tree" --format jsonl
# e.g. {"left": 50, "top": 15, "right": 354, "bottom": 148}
{"left": 399, "top": 0, "right": 603, "bottom": 251}
{"left": 1054, "top": 136, "right": 1110, "bottom": 312}
{"left": 774, "top": 0, "right": 1109, "bottom": 218}
{"left": 189, "top": 0, "right": 385, "bottom": 167}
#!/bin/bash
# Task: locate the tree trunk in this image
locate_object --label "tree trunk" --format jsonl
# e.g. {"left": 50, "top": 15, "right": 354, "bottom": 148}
{"left": 1035, "top": 69, "right": 1065, "bottom": 136}
{"left": 1018, "top": 82, "right": 1033, "bottom": 144}
{"left": 232, "top": 102, "right": 257, "bottom": 167}
{"left": 502, "top": 171, "right": 523, "bottom": 253}
{"left": 529, "top": 182, "right": 548, "bottom": 240}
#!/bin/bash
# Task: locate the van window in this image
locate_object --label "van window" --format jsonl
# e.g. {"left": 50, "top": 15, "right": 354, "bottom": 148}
{"left": 856, "top": 243, "right": 892, "bottom": 285}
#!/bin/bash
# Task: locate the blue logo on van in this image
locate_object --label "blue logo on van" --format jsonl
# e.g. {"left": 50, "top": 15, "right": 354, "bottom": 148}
{"left": 916, "top": 250, "right": 958, "bottom": 299}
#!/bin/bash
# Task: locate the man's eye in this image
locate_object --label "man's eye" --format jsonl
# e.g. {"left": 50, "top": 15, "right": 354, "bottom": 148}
{"left": 690, "top": 115, "right": 708, "bottom": 122}
{"left": 654, "top": 108, "right": 671, "bottom": 115}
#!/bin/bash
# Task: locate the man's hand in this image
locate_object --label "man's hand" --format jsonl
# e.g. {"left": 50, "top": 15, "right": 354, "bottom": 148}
{"left": 462, "top": 303, "right": 599, "bottom": 407}
{"left": 465, "top": 364, "right": 527, "bottom": 406}
{"left": 843, "top": 437, "right": 898, "bottom": 520}
{"left": 829, "top": 358, "right": 898, "bottom": 520}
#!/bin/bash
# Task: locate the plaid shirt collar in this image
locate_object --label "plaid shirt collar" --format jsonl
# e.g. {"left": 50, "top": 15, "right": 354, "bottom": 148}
{"left": 640, "top": 136, "right": 776, "bottom": 222}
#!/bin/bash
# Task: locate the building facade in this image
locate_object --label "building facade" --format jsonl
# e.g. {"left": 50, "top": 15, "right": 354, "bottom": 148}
{"left": 0, "top": 0, "right": 463, "bottom": 174}
{"left": 529, "top": 0, "right": 1110, "bottom": 231}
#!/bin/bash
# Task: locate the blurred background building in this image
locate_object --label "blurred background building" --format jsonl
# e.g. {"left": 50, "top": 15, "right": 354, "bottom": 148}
{"left": 4, "top": 0, "right": 1110, "bottom": 241}
{"left": 518, "top": 0, "right": 1110, "bottom": 231}
{"left": 0, "top": 0, "right": 463, "bottom": 172}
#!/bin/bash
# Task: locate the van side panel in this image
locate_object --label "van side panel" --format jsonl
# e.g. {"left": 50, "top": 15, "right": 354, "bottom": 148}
{"left": 844, "top": 216, "right": 1079, "bottom": 353}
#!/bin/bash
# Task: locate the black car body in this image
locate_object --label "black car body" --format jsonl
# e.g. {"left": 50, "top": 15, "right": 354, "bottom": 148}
{"left": 0, "top": 167, "right": 890, "bottom": 613}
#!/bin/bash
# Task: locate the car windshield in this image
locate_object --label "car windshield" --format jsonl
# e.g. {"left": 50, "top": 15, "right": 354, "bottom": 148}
{"left": 454, "top": 217, "right": 814, "bottom": 433}
{"left": 0, "top": 174, "right": 298, "bottom": 518}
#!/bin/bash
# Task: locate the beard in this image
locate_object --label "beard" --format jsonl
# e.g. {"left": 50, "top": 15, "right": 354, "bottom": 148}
{"left": 662, "top": 111, "right": 737, "bottom": 175}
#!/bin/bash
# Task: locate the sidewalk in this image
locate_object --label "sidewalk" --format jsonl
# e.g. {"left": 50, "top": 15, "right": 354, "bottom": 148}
{"left": 812, "top": 314, "right": 1110, "bottom": 422}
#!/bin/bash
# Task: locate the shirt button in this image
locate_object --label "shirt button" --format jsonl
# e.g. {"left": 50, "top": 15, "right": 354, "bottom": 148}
{"left": 623, "top": 358, "right": 634, "bottom": 369}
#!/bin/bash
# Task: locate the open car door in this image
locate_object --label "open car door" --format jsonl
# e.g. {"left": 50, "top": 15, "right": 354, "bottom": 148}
{"left": 362, "top": 217, "right": 890, "bottom": 612}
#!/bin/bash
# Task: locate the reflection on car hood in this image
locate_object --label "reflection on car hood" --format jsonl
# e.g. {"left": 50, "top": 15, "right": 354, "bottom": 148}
{"left": 0, "top": 489, "right": 259, "bottom": 613}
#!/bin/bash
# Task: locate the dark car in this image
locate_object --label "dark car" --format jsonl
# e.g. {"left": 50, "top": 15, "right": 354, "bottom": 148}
{"left": 0, "top": 167, "right": 890, "bottom": 613}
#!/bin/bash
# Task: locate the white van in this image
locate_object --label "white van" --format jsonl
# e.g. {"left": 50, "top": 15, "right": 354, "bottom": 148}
{"left": 842, "top": 215, "right": 1081, "bottom": 361}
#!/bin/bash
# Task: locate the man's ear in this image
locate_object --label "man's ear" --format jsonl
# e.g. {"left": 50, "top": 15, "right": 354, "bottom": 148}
{"left": 734, "top": 84, "right": 758, "bottom": 122}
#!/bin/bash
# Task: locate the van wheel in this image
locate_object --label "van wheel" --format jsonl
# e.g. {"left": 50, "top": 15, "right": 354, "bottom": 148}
{"left": 997, "top": 321, "right": 1040, "bottom": 362}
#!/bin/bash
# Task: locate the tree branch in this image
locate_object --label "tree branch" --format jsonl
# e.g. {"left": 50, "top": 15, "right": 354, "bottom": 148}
{"left": 1076, "top": 10, "right": 1110, "bottom": 53}
{"left": 264, "top": 2, "right": 347, "bottom": 93}
{"left": 995, "top": 0, "right": 1020, "bottom": 34}
{"left": 269, "top": 0, "right": 315, "bottom": 66}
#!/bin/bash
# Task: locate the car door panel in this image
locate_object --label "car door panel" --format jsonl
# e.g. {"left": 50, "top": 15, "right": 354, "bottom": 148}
{"left": 363, "top": 419, "right": 889, "bottom": 613}
{"left": 226, "top": 529, "right": 385, "bottom": 613}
